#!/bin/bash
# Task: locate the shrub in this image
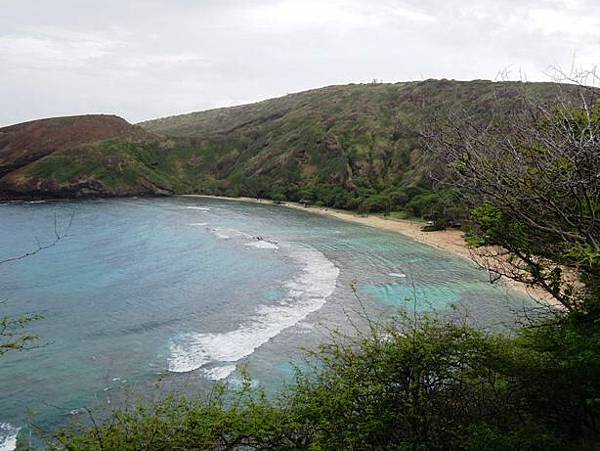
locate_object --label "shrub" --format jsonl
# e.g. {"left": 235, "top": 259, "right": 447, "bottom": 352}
{"left": 54, "top": 311, "right": 600, "bottom": 450}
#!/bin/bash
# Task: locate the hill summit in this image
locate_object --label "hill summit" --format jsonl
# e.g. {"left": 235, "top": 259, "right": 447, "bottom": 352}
{"left": 0, "top": 114, "right": 150, "bottom": 176}
{"left": 0, "top": 114, "right": 163, "bottom": 198}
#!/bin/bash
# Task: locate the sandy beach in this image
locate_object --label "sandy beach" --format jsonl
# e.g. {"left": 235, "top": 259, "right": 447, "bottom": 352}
{"left": 182, "top": 194, "right": 559, "bottom": 308}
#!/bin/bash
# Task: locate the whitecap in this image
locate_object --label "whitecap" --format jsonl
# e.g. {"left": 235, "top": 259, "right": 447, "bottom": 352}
{"left": 202, "top": 364, "right": 237, "bottom": 381}
{"left": 189, "top": 222, "right": 208, "bottom": 226}
{"left": 296, "top": 321, "right": 315, "bottom": 334}
{"left": 167, "top": 244, "right": 339, "bottom": 373}
{"left": 389, "top": 272, "right": 407, "bottom": 278}
{"left": 185, "top": 206, "right": 210, "bottom": 211}
{"left": 209, "top": 228, "right": 255, "bottom": 241}
{"left": 0, "top": 423, "right": 20, "bottom": 451}
{"left": 244, "top": 241, "right": 279, "bottom": 250}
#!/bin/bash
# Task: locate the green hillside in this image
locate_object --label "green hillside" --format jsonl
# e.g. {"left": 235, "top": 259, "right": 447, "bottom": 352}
{"left": 0, "top": 80, "right": 579, "bottom": 215}
{"left": 139, "top": 79, "right": 579, "bottom": 214}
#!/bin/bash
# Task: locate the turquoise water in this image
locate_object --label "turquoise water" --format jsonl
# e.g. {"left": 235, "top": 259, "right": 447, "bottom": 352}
{"left": 0, "top": 198, "right": 531, "bottom": 448}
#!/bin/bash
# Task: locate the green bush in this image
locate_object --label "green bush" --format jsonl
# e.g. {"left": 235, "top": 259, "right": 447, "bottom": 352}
{"left": 53, "top": 311, "right": 600, "bottom": 450}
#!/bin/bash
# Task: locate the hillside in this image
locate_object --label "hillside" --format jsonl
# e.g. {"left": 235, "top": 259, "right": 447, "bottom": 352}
{"left": 0, "top": 80, "right": 582, "bottom": 207}
{"left": 0, "top": 115, "right": 149, "bottom": 176}
{"left": 139, "top": 79, "right": 580, "bottom": 213}
{"left": 0, "top": 115, "right": 174, "bottom": 199}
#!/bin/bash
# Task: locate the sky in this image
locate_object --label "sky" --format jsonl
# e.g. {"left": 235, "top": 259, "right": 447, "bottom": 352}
{"left": 1, "top": 0, "right": 599, "bottom": 126}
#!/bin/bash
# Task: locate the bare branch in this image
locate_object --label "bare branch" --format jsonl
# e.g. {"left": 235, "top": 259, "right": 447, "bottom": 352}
{"left": 0, "top": 210, "right": 74, "bottom": 265}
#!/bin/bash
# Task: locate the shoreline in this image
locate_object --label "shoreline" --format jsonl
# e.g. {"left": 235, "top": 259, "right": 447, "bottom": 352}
{"left": 182, "top": 194, "right": 559, "bottom": 308}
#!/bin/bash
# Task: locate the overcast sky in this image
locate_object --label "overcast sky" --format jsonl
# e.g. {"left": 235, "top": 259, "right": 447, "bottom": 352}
{"left": 1, "top": 0, "right": 598, "bottom": 126}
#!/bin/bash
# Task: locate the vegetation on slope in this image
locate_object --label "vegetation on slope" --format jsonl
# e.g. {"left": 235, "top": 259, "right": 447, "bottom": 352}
{"left": 139, "top": 79, "right": 580, "bottom": 218}
{"left": 1, "top": 80, "right": 582, "bottom": 223}
{"left": 0, "top": 115, "right": 170, "bottom": 199}
{"left": 1, "top": 139, "right": 186, "bottom": 198}
{"left": 0, "top": 115, "right": 150, "bottom": 177}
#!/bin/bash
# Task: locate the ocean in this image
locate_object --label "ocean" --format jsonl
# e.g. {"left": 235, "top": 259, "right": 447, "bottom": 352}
{"left": 0, "top": 197, "right": 532, "bottom": 449}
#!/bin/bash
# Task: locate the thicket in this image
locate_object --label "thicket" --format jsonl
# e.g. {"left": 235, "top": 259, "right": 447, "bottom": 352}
{"left": 50, "top": 310, "right": 600, "bottom": 450}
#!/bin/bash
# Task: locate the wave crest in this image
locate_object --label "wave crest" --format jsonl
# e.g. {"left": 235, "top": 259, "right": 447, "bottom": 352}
{"left": 167, "top": 244, "right": 339, "bottom": 375}
{"left": 0, "top": 423, "right": 20, "bottom": 451}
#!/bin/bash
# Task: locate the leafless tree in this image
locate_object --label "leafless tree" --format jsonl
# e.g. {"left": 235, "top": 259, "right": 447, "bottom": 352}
{"left": 424, "top": 75, "right": 600, "bottom": 312}
{"left": 0, "top": 211, "right": 74, "bottom": 265}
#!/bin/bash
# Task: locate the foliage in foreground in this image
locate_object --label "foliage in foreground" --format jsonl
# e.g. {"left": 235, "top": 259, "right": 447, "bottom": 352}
{"left": 52, "top": 310, "right": 600, "bottom": 451}
{"left": 0, "top": 311, "right": 41, "bottom": 356}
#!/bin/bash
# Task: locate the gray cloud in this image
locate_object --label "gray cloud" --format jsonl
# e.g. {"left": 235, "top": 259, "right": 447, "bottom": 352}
{"left": 1, "top": 0, "right": 598, "bottom": 126}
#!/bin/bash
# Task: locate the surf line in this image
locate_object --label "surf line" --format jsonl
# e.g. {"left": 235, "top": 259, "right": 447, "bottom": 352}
{"left": 167, "top": 242, "right": 339, "bottom": 379}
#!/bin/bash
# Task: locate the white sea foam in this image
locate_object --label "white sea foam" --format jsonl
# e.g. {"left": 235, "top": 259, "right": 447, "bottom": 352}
{"left": 209, "top": 228, "right": 257, "bottom": 242}
{"left": 244, "top": 241, "right": 279, "bottom": 250}
{"left": 296, "top": 321, "right": 315, "bottom": 334}
{"left": 189, "top": 222, "right": 208, "bottom": 226}
{"left": 186, "top": 206, "right": 210, "bottom": 211}
{"left": 168, "top": 244, "right": 339, "bottom": 374}
{"left": 207, "top": 227, "right": 280, "bottom": 249}
{"left": 389, "top": 272, "right": 407, "bottom": 278}
{"left": 203, "top": 364, "right": 237, "bottom": 381}
{"left": 0, "top": 423, "right": 20, "bottom": 451}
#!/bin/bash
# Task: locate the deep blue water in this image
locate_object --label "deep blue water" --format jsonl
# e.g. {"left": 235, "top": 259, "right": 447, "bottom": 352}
{"left": 0, "top": 197, "right": 532, "bottom": 449}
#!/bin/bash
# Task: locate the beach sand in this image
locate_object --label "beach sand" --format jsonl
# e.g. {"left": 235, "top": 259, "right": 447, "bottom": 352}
{"left": 182, "top": 195, "right": 560, "bottom": 309}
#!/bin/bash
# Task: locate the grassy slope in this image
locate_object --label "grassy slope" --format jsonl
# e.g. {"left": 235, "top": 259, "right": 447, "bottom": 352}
{"left": 139, "top": 79, "right": 575, "bottom": 211}
{"left": 0, "top": 138, "right": 189, "bottom": 198}
{"left": 0, "top": 80, "right": 577, "bottom": 204}
{"left": 0, "top": 115, "right": 174, "bottom": 199}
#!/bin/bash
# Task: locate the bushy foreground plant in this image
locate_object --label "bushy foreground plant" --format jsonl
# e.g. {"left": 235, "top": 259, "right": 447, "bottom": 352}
{"left": 50, "top": 310, "right": 600, "bottom": 451}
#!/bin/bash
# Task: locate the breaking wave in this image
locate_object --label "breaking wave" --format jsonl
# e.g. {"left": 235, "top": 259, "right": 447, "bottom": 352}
{"left": 167, "top": 244, "right": 339, "bottom": 375}
{"left": 0, "top": 423, "right": 19, "bottom": 451}
{"left": 244, "top": 241, "right": 279, "bottom": 250}
{"left": 202, "top": 364, "right": 237, "bottom": 381}
{"left": 208, "top": 228, "right": 278, "bottom": 250}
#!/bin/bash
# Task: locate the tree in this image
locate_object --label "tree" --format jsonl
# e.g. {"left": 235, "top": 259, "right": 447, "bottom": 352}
{"left": 57, "top": 312, "right": 596, "bottom": 450}
{"left": 424, "top": 80, "right": 600, "bottom": 443}
{"left": 426, "top": 83, "right": 600, "bottom": 312}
